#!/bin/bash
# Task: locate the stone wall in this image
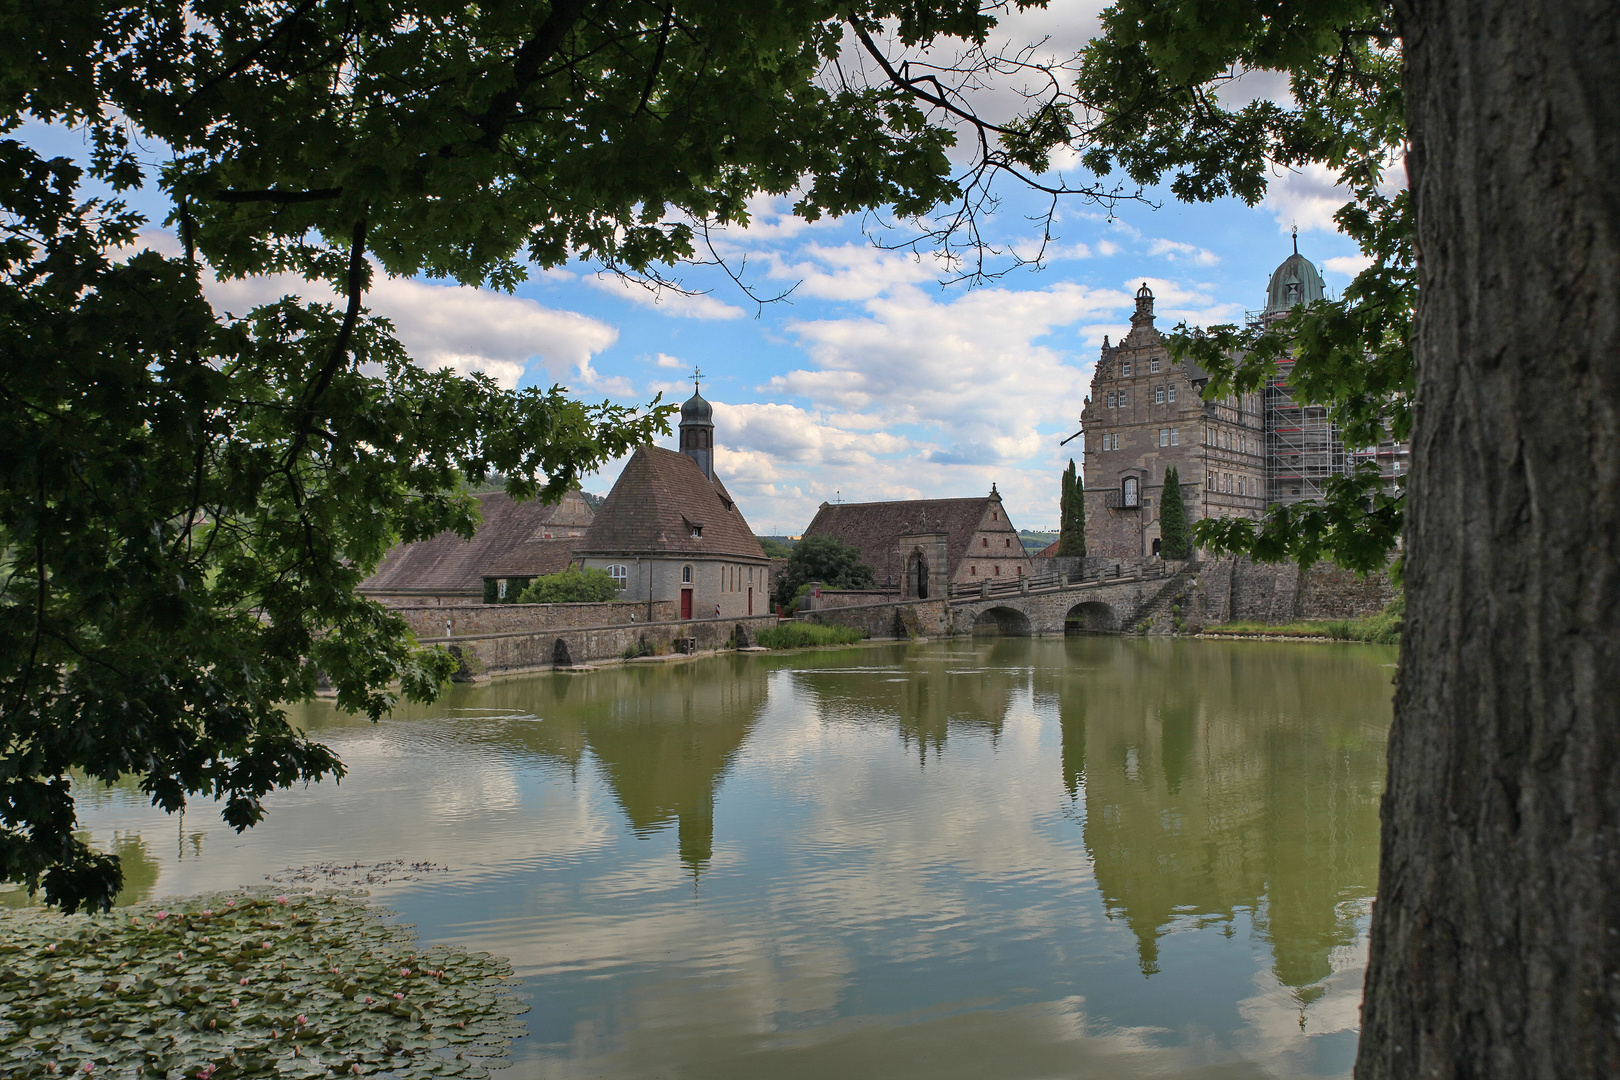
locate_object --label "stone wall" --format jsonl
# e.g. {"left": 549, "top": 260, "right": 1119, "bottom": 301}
{"left": 812, "top": 588, "right": 901, "bottom": 609}
{"left": 430, "top": 613, "right": 781, "bottom": 674}
{"left": 1296, "top": 563, "right": 1400, "bottom": 619}
{"left": 394, "top": 600, "right": 676, "bottom": 640}
{"left": 801, "top": 598, "right": 951, "bottom": 638}
{"left": 1192, "top": 557, "right": 1397, "bottom": 626}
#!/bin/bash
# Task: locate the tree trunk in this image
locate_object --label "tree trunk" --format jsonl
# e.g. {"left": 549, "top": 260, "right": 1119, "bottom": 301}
{"left": 1358, "top": 2, "right": 1620, "bottom": 1077}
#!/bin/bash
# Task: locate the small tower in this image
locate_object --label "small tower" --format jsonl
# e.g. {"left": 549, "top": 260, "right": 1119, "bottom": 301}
{"left": 679, "top": 370, "right": 715, "bottom": 480}
{"left": 1131, "top": 283, "right": 1155, "bottom": 330}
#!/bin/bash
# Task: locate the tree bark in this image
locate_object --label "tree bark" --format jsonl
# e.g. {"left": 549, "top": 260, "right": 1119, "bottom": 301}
{"left": 1357, "top": 2, "right": 1620, "bottom": 1077}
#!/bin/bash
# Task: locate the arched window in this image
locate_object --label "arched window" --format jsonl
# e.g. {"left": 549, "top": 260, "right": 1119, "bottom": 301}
{"left": 682, "top": 565, "right": 692, "bottom": 584}
{"left": 608, "top": 564, "right": 628, "bottom": 588}
{"left": 1122, "top": 476, "right": 1139, "bottom": 507}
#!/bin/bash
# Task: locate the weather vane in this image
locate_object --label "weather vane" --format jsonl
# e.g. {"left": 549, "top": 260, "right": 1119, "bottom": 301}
{"left": 690, "top": 366, "right": 703, "bottom": 393}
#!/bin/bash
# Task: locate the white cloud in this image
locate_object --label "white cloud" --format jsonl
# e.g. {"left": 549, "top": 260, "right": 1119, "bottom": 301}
{"left": 584, "top": 272, "right": 746, "bottom": 320}
{"left": 765, "top": 282, "right": 1125, "bottom": 478}
{"left": 1324, "top": 254, "right": 1373, "bottom": 278}
{"left": 1147, "top": 238, "right": 1220, "bottom": 266}
{"left": 1262, "top": 153, "right": 1407, "bottom": 236}
{"left": 766, "top": 243, "right": 945, "bottom": 301}
{"left": 650, "top": 352, "right": 685, "bottom": 369}
{"left": 132, "top": 231, "right": 619, "bottom": 390}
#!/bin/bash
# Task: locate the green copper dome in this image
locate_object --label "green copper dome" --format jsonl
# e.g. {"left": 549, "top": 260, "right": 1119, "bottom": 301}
{"left": 1263, "top": 251, "right": 1326, "bottom": 317}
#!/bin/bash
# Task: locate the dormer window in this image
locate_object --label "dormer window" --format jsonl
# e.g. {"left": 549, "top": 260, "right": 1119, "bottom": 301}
{"left": 691, "top": 525, "right": 702, "bottom": 538}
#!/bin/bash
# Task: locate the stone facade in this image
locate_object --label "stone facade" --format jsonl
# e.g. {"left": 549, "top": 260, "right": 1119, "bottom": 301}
{"left": 392, "top": 600, "right": 677, "bottom": 640}
{"left": 1080, "top": 284, "right": 1265, "bottom": 560}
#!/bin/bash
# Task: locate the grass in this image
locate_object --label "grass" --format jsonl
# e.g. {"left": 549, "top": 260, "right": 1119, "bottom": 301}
{"left": 1205, "top": 596, "right": 1403, "bottom": 645}
{"left": 754, "top": 622, "right": 868, "bottom": 649}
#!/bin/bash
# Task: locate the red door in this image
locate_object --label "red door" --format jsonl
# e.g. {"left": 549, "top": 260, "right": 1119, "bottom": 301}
{"left": 680, "top": 589, "right": 692, "bottom": 620}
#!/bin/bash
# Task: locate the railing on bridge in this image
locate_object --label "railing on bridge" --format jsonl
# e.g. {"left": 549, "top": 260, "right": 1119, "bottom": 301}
{"left": 947, "top": 562, "right": 1171, "bottom": 601}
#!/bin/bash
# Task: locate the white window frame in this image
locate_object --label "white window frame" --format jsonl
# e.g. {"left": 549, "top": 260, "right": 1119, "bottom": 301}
{"left": 1159, "top": 429, "right": 1169, "bottom": 447}
{"left": 1150, "top": 357, "right": 1161, "bottom": 373}
{"left": 682, "top": 564, "right": 693, "bottom": 584}
{"left": 1155, "top": 386, "right": 1166, "bottom": 404}
{"left": 1170, "top": 428, "right": 1179, "bottom": 446}
{"left": 1167, "top": 386, "right": 1176, "bottom": 403}
{"left": 1122, "top": 361, "right": 1132, "bottom": 376}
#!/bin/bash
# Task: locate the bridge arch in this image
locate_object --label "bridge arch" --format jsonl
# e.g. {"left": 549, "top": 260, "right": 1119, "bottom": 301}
{"left": 1065, "top": 600, "right": 1120, "bottom": 634}
{"left": 972, "top": 606, "right": 1034, "bottom": 636}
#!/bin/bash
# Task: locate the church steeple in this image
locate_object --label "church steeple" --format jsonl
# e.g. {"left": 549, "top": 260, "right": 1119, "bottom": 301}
{"left": 679, "top": 368, "right": 715, "bottom": 480}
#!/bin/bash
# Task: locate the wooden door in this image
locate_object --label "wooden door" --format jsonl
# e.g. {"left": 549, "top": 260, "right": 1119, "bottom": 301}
{"left": 680, "top": 588, "right": 692, "bottom": 620}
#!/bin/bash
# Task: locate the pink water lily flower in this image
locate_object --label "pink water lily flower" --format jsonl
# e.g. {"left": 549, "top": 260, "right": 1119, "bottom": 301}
{"left": 82, "top": 1064, "right": 94, "bottom": 1074}
{"left": 401, "top": 969, "right": 410, "bottom": 976}
{"left": 239, "top": 977, "right": 249, "bottom": 985}
{"left": 155, "top": 911, "right": 168, "bottom": 920}
{"left": 225, "top": 899, "right": 235, "bottom": 907}
{"left": 46, "top": 943, "right": 55, "bottom": 952}
{"left": 297, "top": 1014, "right": 307, "bottom": 1026}
{"left": 393, "top": 992, "right": 404, "bottom": 1000}
{"left": 230, "top": 998, "right": 239, "bottom": 1008}
{"left": 276, "top": 895, "right": 288, "bottom": 905}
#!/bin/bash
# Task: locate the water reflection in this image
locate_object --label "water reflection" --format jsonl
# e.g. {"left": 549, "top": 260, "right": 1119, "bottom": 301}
{"left": 1042, "top": 640, "right": 1387, "bottom": 999}
{"left": 56, "top": 639, "right": 1394, "bottom": 1079}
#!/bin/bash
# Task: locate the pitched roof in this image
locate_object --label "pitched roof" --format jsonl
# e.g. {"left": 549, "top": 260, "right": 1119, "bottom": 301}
{"left": 574, "top": 445, "right": 767, "bottom": 561}
{"left": 801, "top": 497, "right": 1005, "bottom": 585}
{"left": 360, "top": 490, "right": 591, "bottom": 594}
{"left": 1037, "top": 539, "right": 1060, "bottom": 557}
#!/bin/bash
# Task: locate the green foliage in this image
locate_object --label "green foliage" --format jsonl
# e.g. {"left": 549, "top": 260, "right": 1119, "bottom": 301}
{"left": 1159, "top": 466, "right": 1190, "bottom": 559}
{"left": 758, "top": 536, "right": 795, "bottom": 559}
{"left": 515, "top": 568, "right": 621, "bottom": 604}
{"left": 1, "top": 0, "right": 1036, "bottom": 909}
{"left": 0, "top": 890, "right": 525, "bottom": 1077}
{"left": 1073, "top": 1, "right": 1410, "bottom": 573}
{"left": 1058, "top": 459, "right": 1086, "bottom": 556}
{"left": 755, "top": 623, "right": 868, "bottom": 649}
{"left": 772, "top": 534, "right": 877, "bottom": 608}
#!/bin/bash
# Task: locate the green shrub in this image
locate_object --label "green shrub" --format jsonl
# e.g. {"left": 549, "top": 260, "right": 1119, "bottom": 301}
{"left": 516, "top": 567, "right": 621, "bottom": 603}
{"left": 755, "top": 622, "right": 867, "bottom": 649}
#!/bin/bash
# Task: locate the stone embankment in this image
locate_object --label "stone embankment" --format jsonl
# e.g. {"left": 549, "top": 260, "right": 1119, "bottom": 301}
{"left": 421, "top": 612, "right": 781, "bottom": 676}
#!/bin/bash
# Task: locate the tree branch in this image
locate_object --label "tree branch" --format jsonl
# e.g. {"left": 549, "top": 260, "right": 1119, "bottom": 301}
{"left": 285, "top": 215, "right": 367, "bottom": 466}
{"left": 212, "top": 188, "right": 344, "bottom": 204}
{"left": 468, "top": 0, "right": 590, "bottom": 148}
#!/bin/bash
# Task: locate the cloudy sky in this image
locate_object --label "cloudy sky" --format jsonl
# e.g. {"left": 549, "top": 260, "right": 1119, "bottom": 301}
{"left": 36, "top": 1, "right": 1380, "bottom": 535}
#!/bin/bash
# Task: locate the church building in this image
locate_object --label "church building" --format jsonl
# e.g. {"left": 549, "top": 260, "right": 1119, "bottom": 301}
{"left": 572, "top": 384, "right": 772, "bottom": 619}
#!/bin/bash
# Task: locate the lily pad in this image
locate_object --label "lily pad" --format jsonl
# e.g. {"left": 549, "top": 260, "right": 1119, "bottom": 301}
{"left": 0, "top": 890, "right": 525, "bottom": 1079}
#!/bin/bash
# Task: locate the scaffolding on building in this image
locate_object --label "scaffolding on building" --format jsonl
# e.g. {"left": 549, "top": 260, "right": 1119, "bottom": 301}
{"left": 1248, "top": 312, "right": 1410, "bottom": 506}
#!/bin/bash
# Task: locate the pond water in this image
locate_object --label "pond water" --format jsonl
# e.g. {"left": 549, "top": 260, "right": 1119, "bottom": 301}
{"left": 46, "top": 637, "right": 1395, "bottom": 1079}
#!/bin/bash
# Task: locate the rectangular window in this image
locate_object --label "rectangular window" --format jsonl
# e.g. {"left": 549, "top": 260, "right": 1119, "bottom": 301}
{"left": 1119, "top": 390, "right": 1129, "bottom": 408}
{"left": 1112, "top": 433, "right": 1120, "bottom": 450}
{"left": 1122, "top": 361, "right": 1132, "bottom": 376}
{"left": 1167, "top": 385, "right": 1176, "bottom": 403}
{"left": 1107, "top": 391, "right": 1116, "bottom": 408}
{"left": 1208, "top": 471, "right": 1215, "bottom": 488}
{"left": 1159, "top": 429, "right": 1169, "bottom": 447}
{"left": 1150, "top": 357, "right": 1161, "bottom": 373}
{"left": 1170, "top": 428, "right": 1179, "bottom": 446}
{"left": 1155, "top": 386, "right": 1165, "bottom": 404}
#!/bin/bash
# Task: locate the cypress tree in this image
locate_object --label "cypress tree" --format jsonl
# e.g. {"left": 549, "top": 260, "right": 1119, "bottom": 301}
{"left": 1058, "top": 459, "right": 1086, "bottom": 556}
{"left": 1159, "top": 466, "right": 1190, "bottom": 560}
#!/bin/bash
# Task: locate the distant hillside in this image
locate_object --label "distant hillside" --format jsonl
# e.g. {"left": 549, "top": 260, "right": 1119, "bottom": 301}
{"left": 1019, "top": 529, "right": 1059, "bottom": 554}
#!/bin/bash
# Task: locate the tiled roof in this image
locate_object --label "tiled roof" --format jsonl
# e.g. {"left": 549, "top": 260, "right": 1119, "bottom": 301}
{"left": 1037, "top": 539, "right": 1061, "bottom": 557}
{"left": 801, "top": 497, "right": 1004, "bottom": 585}
{"left": 574, "top": 446, "right": 767, "bottom": 561}
{"left": 360, "top": 490, "right": 592, "bottom": 594}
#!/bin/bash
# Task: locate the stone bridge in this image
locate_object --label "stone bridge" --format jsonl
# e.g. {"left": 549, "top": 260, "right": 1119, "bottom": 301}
{"left": 806, "top": 563, "right": 1197, "bottom": 637}
{"left": 947, "top": 564, "right": 1193, "bottom": 635}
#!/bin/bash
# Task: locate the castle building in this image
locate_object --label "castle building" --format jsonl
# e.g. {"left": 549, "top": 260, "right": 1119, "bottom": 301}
{"left": 572, "top": 384, "right": 772, "bottom": 619}
{"left": 1080, "top": 284, "right": 1265, "bottom": 559}
{"left": 1081, "top": 244, "right": 1408, "bottom": 560}
{"left": 801, "top": 486, "right": 1031, "bottom": 599}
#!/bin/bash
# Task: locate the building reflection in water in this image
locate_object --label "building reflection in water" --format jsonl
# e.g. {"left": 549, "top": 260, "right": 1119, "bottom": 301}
{"left": 422, "top": 655, "right": 771, "bottom": 877}
{"left": 1043, "top": 639, "right": 1390, "bottom": 1005}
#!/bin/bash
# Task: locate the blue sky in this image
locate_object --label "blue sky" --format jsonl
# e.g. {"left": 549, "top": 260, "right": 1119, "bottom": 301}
{"left": 29, "top": 2, "right": 1380, "bottom": 535}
